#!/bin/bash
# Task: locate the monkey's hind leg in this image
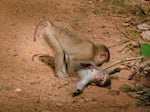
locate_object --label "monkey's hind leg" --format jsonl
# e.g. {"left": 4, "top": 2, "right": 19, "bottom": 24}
{"left": 67, "top": 58, "right": 76, "bottom": 77}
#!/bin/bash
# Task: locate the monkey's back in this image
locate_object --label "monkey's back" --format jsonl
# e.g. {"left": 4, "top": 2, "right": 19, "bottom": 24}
{"left": 54, "top": 26, "right": 95, "bottom": 60}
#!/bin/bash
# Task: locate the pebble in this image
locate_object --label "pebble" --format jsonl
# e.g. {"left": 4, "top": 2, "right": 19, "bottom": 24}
{"left": 137, "top": 24, "right": 150, "bottom": 31}
{"left": 56, "top": 102, "right": 64, "bottom": 107}
{"left": 15, "top": 88, "right": 22, "bottom": 92}
{"left": 88, "top": 1, "right": 93, "bottom": 4}
{"left": 141, "top": 31, "right": 150, "bottom": 41}
{"left": 92, "top": 35, "right": 97, "bottom": 38}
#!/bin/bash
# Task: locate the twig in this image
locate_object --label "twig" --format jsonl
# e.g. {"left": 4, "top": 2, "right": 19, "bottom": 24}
{"left": 108, "top": 39, "right": 131, "bottom": 48}
{"left": 135, "top": 88, "right": 150, "bottom": 94}
{"left": 108, "top": 43, "right": 123, "bottom": 48}
{"left": 32, "top": 53, "right": 49, "bottom": 61}
{"left": 58, "top": 82, "right": 70, "bottom": 89}
{"left": 104, "top": 56, "right": 144, "bottom": 70}
{"left": 116, "top": 25, "right": 130, "bottom": 39}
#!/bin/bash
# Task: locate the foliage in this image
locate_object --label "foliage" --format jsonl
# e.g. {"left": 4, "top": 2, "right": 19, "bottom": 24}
{"left": 140, "top": 44, "right": 150, "bottom": 57}
{"left": 145, "top": 89, "right": 150, "bottom": 96}
{"left": 103, "top": 0, "right": 150, "bottom": 16}
{"left": 136, "top": 89, "right": 150, "bottom": 106}
{"left": 130, "top": 31, "right": 140, "bottom": 39}
{"left": 136, "top": 100, "right": 144, "bottom": 106}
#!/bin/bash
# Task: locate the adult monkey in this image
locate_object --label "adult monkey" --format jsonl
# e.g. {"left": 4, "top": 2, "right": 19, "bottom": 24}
{"left": 34, "top": 20, "right": 110, "bottom": 79}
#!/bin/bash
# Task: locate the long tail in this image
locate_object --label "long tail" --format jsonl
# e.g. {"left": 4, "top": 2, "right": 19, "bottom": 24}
{"left": 33, "top": 19, "right": 53, "bottom": 42}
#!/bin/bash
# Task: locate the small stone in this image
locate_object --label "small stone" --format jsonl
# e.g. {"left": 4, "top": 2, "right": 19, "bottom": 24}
{"left": 123, "top": 22, "right": 130, "bottom": 26}
{"left": 88, "top": 1, "right": 93, "bottom": 4}
{"left": 119, "top": 84, "right": 131, "bottom": 93}
{"left": 87, "top": 28, "right": 92, "bottom": 32}
{"left": 79, "top": 97, "right": 87, "bottom": 103}
{"left": 141, "top": 31, "right": 150, "bottom": 41}
{"left": 15, "top": 88, "right": 22, "bottom": 92}
{"left": 56, "top": 102, "right": 63, "bottom": 107}
{"left": 92, "top": 35, "right": 97, "bottom": 38}
{"left": 108, "top": 90, "right": 120, "bottom": 95}
{"left": 137, "top": 24, "right": 150, "bottom": 31}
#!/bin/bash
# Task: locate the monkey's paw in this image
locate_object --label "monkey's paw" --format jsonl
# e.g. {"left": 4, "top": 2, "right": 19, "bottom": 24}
{"left": 56, "top": 71, "right": 67, "bottom": 79}
{"left": 72, "top": 89, "right": 82, "bottom": 97}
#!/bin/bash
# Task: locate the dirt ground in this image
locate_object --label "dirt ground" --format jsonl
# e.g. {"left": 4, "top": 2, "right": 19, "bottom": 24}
{"left": 0, "top": 0, "right": 150, "bottom": 112}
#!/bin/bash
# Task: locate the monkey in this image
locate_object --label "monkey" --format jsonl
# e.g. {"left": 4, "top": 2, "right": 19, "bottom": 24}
{"left": 65, "top": 47, "right": 120, "bottom": 97}
{"left": 72, "top": 64, "right": 121, "bottom": 97}
{"left": 34, "top": 20, "right": 110, "bottom": 79}
{"left": 31, "top": 54, "right": 120, "bottom": 96}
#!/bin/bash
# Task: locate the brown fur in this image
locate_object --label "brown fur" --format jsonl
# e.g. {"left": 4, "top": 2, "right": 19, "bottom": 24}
{"left": 34, "top": 20, "right": 110, "bottom": 78}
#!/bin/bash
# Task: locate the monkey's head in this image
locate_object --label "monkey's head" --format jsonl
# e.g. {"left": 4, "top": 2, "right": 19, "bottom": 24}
{"left": 95, "top": 74, "right": 111, "bottom": 87}
{"left": 94, "top": 44, "right": 110, "bottom": 66}
{"left": 34, "top": 20, "right": 53, "bottom": 42}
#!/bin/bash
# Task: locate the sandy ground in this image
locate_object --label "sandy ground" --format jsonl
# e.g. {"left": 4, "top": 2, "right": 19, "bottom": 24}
{"left": 0, "top": 0, "right": 150, "bottom": 112}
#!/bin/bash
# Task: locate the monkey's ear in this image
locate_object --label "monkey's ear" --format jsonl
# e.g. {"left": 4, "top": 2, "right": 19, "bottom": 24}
{"left": 42, "top": 20, "right": 53, "bottom": 27}
{"left": 99, "top": 52, "right": 110, "bottom": 62}
{"left": 38, "top": 20, "right": 53, "bottom": 27}
{"left": 99, "top": 53, "right": 107, "bottom": 58}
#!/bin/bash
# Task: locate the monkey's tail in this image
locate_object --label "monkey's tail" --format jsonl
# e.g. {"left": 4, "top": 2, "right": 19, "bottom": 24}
{"left": 33, "top": 19, "right": 53, "bottom": 42}
{"left": 32, "top": 53, "right": 49, "bottom": 61}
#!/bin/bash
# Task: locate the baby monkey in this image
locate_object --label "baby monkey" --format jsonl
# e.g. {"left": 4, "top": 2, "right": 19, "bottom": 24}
{"left": 72, "top": 64, "right": 120, "bottom": 97}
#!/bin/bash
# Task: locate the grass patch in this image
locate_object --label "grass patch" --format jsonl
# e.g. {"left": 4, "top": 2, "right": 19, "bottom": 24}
{"left": 103, "top": 0, "right": 150, "bottom": 16}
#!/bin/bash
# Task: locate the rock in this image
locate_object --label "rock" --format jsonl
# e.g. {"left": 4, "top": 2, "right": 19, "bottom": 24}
{"left": 78, "top": 97, "right": 88, "bottom": 103}
{"left": 87, "top": 28, "right": 92, "bottom": 32}
{"left": 108, "top": 90, "right": 120, "bottom": 95}
{"left": 141, "top": 31, "right": 150, "bottom": 41}
{"left": 123, "top": 22, "right": 130, "bottom": 26}
{"left": 56, "top": 102, "right": 64, "bottom": 107}
{"left": 92, "top": 35, "right": 97, "bottom": 38}
{"left": 15, "top": 88, "right": 22, "bottom": 92}
{"left": 88, "top": 1, "right": 93, "bottom": 4}
{"left": 137, "top": 24, "right": 150, "bottom": 30}
{"left": 119, "top": 84, "right": 131, "bottom": 93}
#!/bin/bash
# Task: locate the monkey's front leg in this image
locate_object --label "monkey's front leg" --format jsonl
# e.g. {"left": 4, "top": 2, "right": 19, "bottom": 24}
{"left": 55, "top": 54, "right": 67, "bottom": 79}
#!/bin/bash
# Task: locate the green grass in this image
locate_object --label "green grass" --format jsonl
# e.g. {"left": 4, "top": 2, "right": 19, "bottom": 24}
{"left": 103, "top": 0, "right": 150, "bottom": 16}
